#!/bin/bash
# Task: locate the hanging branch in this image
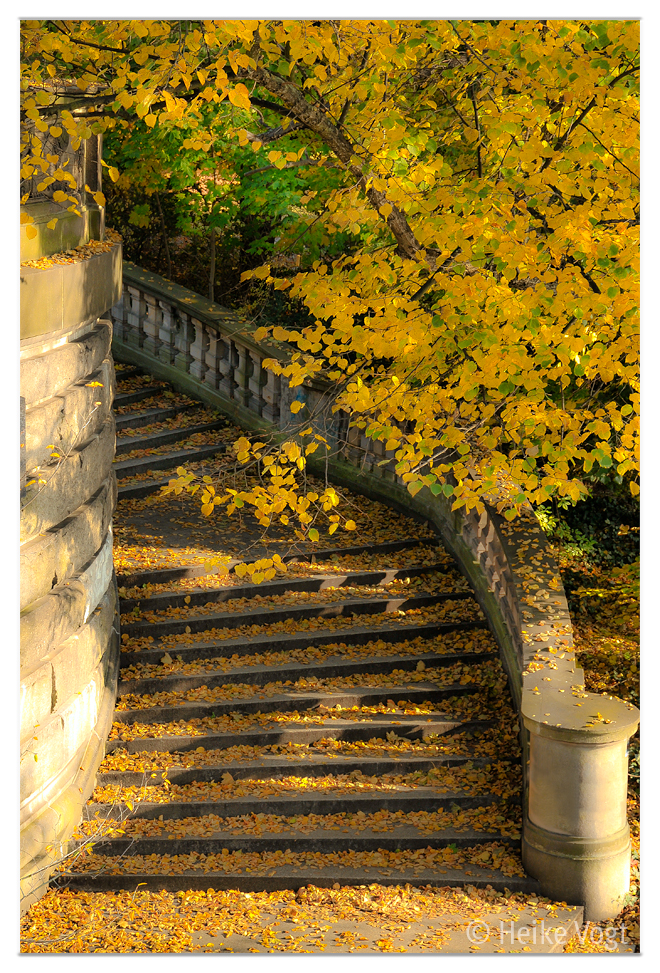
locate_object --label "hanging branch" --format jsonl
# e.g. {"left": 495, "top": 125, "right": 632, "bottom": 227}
{"left": 469, "top": 82, "right": 482, "bottom": 179}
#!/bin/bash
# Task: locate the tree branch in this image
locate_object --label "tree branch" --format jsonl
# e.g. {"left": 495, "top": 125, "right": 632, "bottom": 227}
{"left": 469, "top": 83, "right": 482, "bottom": 179}
{"left": 46, "top": 20, "right": 129, "bottom": 54}
{"left": 239, "top": 62, "right": 430, "bottom": 265}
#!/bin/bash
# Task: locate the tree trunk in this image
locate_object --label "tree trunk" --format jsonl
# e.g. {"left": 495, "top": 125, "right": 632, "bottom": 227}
{"left": 155, "top": 191, "right": 172, "bottom": 280}
{"left": 209, "top": 226, "right": 216, "bottom": 303}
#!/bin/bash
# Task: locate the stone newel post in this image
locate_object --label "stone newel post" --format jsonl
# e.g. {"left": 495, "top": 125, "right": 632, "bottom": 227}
{"left": 521, "top": 681, "right": 639, "bottom": 920}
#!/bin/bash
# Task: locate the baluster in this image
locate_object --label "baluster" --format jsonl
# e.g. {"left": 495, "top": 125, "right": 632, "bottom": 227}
{"left": 234, "top": 344, "right": 250, "bottom": 407}
{"left": 248, "top": 350, "right": 264, "bottom": 416}
{"left": 262, "top": 369, "right": 281, "bottom": 426}
{"left": 110, "top": 290, "right": 127, "bottom": 344}
{"left": 174, "top": 311, "right": 194, "bottom": 374}
{"left": 158, "top": 299, "right": 176, "bottom": 364}
{"left": 142, "top": 291, "right": 162, "bottom": 358}
{"left": 205, "top": 332, "right": 227, "bottom": 391}
{"left": 125, "top": 285, "right": 145, "bottom": 348}
{"left": 217, "top": 338, "right": 235, "bottom": 398}
{"left": 190, "top": 317, "right": 209, "bottom": 382}
{"left": 346, "top": 424, "right": 362, "bottom": 465}
{"left": 360, "top": 433, "right": 374, "bottom": 471}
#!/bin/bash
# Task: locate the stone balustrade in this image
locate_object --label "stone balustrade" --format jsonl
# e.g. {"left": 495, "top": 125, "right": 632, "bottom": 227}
{"left": 111, "top": 262, "right": 639, "bottom": 920}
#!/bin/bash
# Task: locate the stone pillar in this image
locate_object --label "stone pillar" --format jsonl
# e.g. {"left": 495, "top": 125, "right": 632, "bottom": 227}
{"left": 521, "top": 689, "right": 639, "bottom": 921}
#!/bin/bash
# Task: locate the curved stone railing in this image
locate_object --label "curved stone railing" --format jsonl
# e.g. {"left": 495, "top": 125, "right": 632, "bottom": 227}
{"left": 20, "top": 240, "right": 123, "bottom": 911}
{"left": 111, "top": 262, "right": 639, "bottom": 920}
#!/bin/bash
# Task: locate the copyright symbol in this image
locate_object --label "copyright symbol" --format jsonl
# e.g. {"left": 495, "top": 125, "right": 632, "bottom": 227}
{"left": 467, "top": 921, "right": 490, "bottom": 944}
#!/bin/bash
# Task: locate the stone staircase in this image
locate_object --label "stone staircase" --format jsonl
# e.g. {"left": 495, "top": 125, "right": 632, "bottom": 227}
{"left": 55, "top": 363, "right": 586, "bottom": 938}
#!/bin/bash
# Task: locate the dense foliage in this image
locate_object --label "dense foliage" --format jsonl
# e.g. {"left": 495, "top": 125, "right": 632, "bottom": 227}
{"left": 21, "top": 19, "right": 639, "bottom": 532}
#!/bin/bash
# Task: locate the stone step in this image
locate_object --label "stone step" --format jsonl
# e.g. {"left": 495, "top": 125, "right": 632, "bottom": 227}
{"left": 115, "top": 418, "right": 228, "bottom": 455}
{"left": 113, "top": 443, "right": 226, "bottom": 479}
{"left": 113, "top": 384, "right": 167, "bottom": 407}
{"left": 118, "top": 649, "right": 495, "bottom": 697}
{"left": 54, "top": 864, "right": 541, "bottom": 896}
{"left": 87, "top": 789, "right": 504, "bottom": 821}
{"left": 114, "top": 403, "right": 200, "bottom": 431}
{"left": 120, "top": 591, "right": 476, "bottom": 639}
{"left": 120, "top": 619, "right": 488, "bottom": 667}
{"left": 97, "top": 752, "right": 490, "bottom": 788}
{"left": 115, "top": 538, "right": 440, "bottom": 587}
{"left": 117, "top": 478, "right": 174, "bottom": 500}
{"left": 106, "top": 717, "right": 494, "bottom": 754}
{"left": 113, "top": 366, "right": 144, "bottom": 382}
{"left": 115, "top": 683, "right": 479, "bottom": 725}
{"left": 119, "top": 562, "right": 456, "bottom": 612}
{"left": 74, "top": 829, "right": 520, "bottom": 859}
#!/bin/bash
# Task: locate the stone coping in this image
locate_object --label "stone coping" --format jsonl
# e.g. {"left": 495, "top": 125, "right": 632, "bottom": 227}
{"left": 122, "top": 262, "right": 290, "bottom": 364}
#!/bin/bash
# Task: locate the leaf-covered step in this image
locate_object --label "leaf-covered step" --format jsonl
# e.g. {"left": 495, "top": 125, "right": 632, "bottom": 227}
{"left": 114, "top": 402, "right": 200, "bottom": 431}
{"left": 76, "top": 829, "right": 520, "bottom": 862}
{"left": 121, "top": 592, "right": 477, "bottom": 639}
{"left": 79, "top": 799, "right": 523, "bottom": 839}
{"left": 120, "top": 630, "right": 493, "bottom": 678}
{"left": 113, "top": 443, "right": 226, "bottom": 479}
{"left": 97, "top": 753, "right": 490, "bottom": 788}
{"left": 113, "top": 384, "right": 167, "bottom": 407}
{"left": 102, "top": 729, "right": 497, "bottom": 771}
{"left": 115, "top": 419, "right": 228, "bottom": 455}
{"left": 54, "top": 862, "right": 540, "bottom": 896}
{"left": 106, "top": 717, "right": 494, "bottom": 754}
{"left": 120, "top": 581, "right": 467, "bottom": 628}
{"left": 119, "top": 563, "right": 459, "bottom": 613}
{"left": 86, "top": 788, "right": 505, "bottom": 823}
{"left": 113, "top": 365, "right": 143, "bottom": 382}
{"left": 120, "top": 621, "right": 490, "bottom": 667}
{"left": 115, "top": 538, "right": 441, "bottom": 588}
{"left": 55, "top": 832, "right": 534, "bottom": 888}
{"left": 118, "top": 650, "right": 496, "bottom": 697}
{"left": 117, "top": 478, "right": 174, "bottom": 500}
{"left": 115, "top": 683, "right": 480, "bottom": 725}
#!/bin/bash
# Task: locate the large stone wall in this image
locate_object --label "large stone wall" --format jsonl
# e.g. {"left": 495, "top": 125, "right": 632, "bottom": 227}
{"left": 112, "top": 263, "right": 639, "bottom": 920}
{"left": 20, "top": 236, "right": 122, "bottom": 911}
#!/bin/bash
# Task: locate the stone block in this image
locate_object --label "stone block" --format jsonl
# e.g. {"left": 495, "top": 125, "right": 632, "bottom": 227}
{"left": 24, "top": 358, "right": 114, "bottom": 472}
{"left": 20, "top": 474, "right": 116, "bottom": 610}
{"left": 20, "top": 319, "right": 112, "bottom": 409}
{"left": 19, "top": 666, "right": 53, "bottom": 744}
{"left": 20, "top": 673, "right": 103, "bottom": 814}
{"left": 50, "top": 589, "right": 117, "bottom": 726}
{"left": 20, "top": 537, "right": 115, "bottom": 671}
{"left": 20, "top": 416, "right": 115, "bottom": 543}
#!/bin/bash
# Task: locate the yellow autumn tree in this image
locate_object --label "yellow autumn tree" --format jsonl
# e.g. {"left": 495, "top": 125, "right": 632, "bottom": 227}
{"left": 21, "top": 19, "right": 639, "bottom": 531}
